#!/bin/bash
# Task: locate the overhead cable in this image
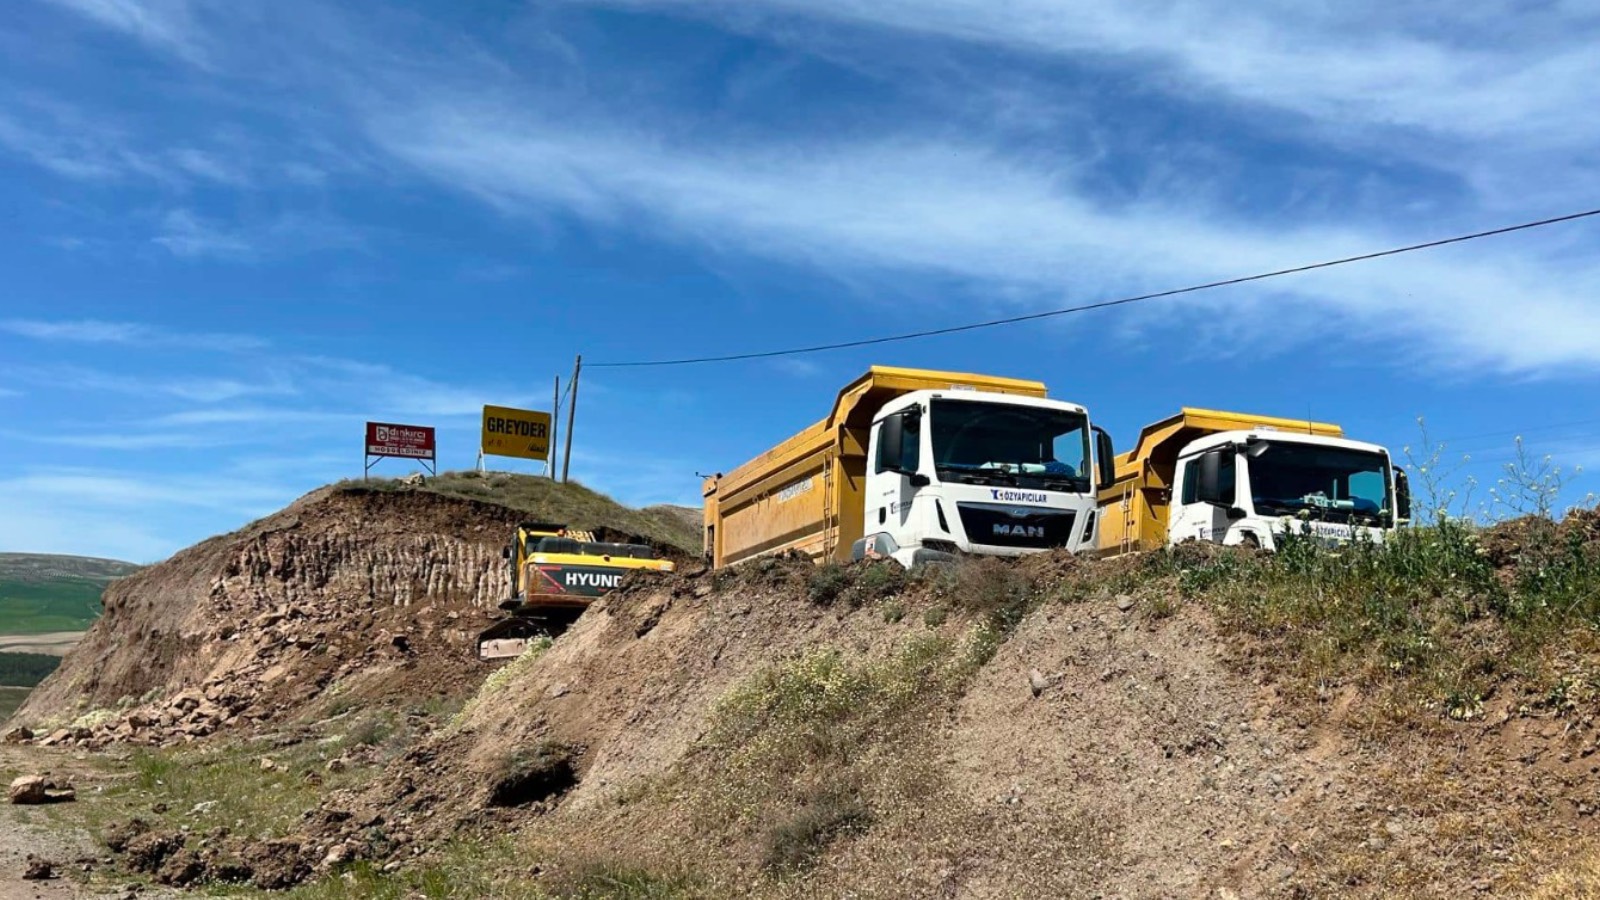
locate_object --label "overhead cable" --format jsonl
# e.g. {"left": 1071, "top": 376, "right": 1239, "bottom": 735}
{"left": 588, "top": 207, "right": 1600, "bottom": 369}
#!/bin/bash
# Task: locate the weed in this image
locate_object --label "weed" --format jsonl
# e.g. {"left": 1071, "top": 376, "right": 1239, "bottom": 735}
{"left": 762, "top": 791, "right": 872, "bottom": 873}
{"left": 556, "top": 861, "right": 703, "bottom": 899}
{"left": 880, "top": 599, "right": 905, "bottom": 624}
{"left": 341, "top": 711, "right": 396, "bottom": 750}
{"left": 921, "top": 605, "right": 947, "bottom": 628}
{"left": 851, "top": 563, "right": 905, "bottom": 605}
{"left": 1146, "top": 594, "right": 1181, "bottom": 621}
{"left": 806, "top": 565, "right": 851, "bottom": 606}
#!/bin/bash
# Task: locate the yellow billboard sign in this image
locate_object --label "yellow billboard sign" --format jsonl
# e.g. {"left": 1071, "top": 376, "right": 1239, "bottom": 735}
{"left": 481, "top": 405, "right": 552, "bottom": 461}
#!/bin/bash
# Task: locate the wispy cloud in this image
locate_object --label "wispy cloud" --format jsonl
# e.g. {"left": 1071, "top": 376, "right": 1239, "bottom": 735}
{"left": 1, "top": 466, "right": 291, "bottom": 515}
{"left": 768, "top": 358, "right": 824, "bottom": 378}
{"left": 6, "top": 364, "right": 295, "bottom": 403}
{"left": 577, "top": 0, "right": 1600, "bottom": 145}
{"left": 43, "top": 0, "right": 212, "bottom": 67}
{"left": 369, "top": 99, "right": 1600, "bottom": 376}
{"left": 0, "top": 98, "right": 256, "bottom": 186}
{"left": 152, "top": 208, "right": 258, "bottom": 260}
{"left": 36, "top": 0, "right": 1600, "bottom": 379}
{"left": 0, "top": 319, "right": 266, "bottom": 352}
{"left": 154, "top": 208, "right": 365, "bottom": 261}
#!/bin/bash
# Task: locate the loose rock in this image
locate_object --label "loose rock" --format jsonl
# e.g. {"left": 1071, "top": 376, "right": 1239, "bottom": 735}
{"left": 23, "top": 854, "right": 56, "bottom": 881}
{"left": 9, "top": 774, "right": 73, "bottom": 804}
{"left": 1028, "top": 668, "right": 1049, "bottom": 697}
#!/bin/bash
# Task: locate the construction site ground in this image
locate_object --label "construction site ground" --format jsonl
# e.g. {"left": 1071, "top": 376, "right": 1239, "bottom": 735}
{"left": 3, "top": 478, "right": 1599, "bottom": 898}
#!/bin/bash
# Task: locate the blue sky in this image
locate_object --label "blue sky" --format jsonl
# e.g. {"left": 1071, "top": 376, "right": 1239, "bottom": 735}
{"left": 3, "top": 0, "right": 1600, "bottom": 563}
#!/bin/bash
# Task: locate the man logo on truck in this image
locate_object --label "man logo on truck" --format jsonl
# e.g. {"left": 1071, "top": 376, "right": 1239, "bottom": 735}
{"left": 993, "top": 524, "right": 1046, "bottom": 538}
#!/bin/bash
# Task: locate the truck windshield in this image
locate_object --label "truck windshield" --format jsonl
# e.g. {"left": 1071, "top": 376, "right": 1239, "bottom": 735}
{"left": 929, "top": 399, "right": 1090, "bottom": 491}
{"left": 1247, "top": 442, "right": 1391, "bottom": 525}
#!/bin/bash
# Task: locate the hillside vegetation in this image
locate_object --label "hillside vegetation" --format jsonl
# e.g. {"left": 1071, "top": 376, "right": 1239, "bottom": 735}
{"left": 0, "top": 552, "right": 141, "bottom": 634}
{"left": 352, "top": 471, "right": 701, "bottom": 555}
{"left": 38, "top": 502, "right": 1595, "bottom": 899}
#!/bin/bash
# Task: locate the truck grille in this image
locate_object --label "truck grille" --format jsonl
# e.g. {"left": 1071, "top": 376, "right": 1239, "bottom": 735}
{"left": 955, "top": 503, "right": 1078, "bottom": 549}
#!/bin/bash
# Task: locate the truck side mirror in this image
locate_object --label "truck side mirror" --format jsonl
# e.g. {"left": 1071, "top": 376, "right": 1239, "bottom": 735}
{"left": 1395, "top": 467, "right": 1412, "bottom": 524}
{"left": 1094, "top": 426, "right": 1115, "bottom": 491}
{"left": 879, "top": 413, "right": 906, "bottom": 473}
{"left": 1196, "top": 450, "right": 1225, "bottom": 504}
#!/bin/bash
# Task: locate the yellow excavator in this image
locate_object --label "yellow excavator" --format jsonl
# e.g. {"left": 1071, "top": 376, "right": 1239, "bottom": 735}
{"left": 475, "top": 522, "right": 677, "bottom": 660}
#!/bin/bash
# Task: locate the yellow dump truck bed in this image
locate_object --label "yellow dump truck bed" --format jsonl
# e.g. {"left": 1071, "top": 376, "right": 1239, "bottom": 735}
{"left": 1096, "top": 408, "right": 1342, "bottom": 556}
{"left": 701, "top": 366, "right": 1050, "bottom": 568}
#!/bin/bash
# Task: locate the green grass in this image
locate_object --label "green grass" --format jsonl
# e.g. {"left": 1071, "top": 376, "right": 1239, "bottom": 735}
{"left": 1144, "top": 513, "right": 1600, "bottom": 720}
{"left": 345, "top": 472, "right": 701, "bottom": 555}
{"left": 0, "top": 552, "right": 140, "bottom": 634}
{"left": 0, "top": 576, "right": 109, "bottom": 633}
{"left": 0, "top": 686, "right": 30, "bottom": 723}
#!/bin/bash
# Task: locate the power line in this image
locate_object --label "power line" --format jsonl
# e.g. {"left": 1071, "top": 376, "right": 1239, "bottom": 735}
{"left": 589, "top": 206, "right": 1600, "bottom": 369}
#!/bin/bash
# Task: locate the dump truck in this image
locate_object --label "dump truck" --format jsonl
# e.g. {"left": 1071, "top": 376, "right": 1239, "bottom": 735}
{"left": 701, "top": 366, "right": 1115, "bottom": 569}
{"left": 1096, "top": 408, "right": 1411, "bottom": 556}
{"left": 475, "top": 522, "right": 677, "bottom": 660}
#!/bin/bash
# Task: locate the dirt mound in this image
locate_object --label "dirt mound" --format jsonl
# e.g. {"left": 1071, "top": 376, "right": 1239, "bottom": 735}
{"left": 276, "top": 541, "right": 1600, "bottom": 898}
{"left": 285, "top": 554, "right": 1321, "bottom": 895}
{"left": 15, "top": 485, "right": 535, "bottom": 743}
{"left": 1480, "top": 506, "right": 1600, "bottom": 571}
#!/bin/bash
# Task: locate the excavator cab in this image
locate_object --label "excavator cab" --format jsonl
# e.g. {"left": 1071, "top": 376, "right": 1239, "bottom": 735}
{"left": 476, "top": 522, "right": 676, "bottom": 661}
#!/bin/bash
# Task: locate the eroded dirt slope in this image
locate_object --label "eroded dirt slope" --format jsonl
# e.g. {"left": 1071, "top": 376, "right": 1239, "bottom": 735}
{"left": 15, "top": 486, "right": 527, "bottom": 743}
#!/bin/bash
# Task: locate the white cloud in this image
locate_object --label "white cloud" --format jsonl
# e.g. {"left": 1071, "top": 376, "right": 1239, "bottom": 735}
{"left": 369, "top": 99, "right": 1600, "bottom": 376}
{"left": 43, "top": 0, "right": 212, "bottom": 66}
{"left": 0, "top": 319, "right": 266, "bottom": 352}
{"left": 576, "top": 0, "right": 1600, "bottom": 146}
{"left": 151, "top": 208, "right": 365, "bottom": 261}
{"left": 0, "top": 464, "right": 320, "bottom": 562}
{"left": 7, "top": 364, "right": 294, "bottom": 404}
{"left": 152, "top": 209, "right": 258, "bottom": 260}
{"left": 0, "top": 496, "right": 175, "bottom": 563}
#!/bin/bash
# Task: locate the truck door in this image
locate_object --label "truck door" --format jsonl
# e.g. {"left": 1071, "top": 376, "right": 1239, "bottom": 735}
{"left": 1176, "top": 450, "right": 1238, "bottom": 544}
{"left": 871, "top": 406, "right": 924, "bottom": 538}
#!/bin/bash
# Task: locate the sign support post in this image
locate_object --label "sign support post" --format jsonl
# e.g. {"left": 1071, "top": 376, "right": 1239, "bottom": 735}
{"left": 548, "top": 375, "right": 561, "bottom": 480}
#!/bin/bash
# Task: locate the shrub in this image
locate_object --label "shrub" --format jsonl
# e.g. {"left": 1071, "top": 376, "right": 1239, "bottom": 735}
{"left": 806, "top": 565, "right": 851, "bottom": 606}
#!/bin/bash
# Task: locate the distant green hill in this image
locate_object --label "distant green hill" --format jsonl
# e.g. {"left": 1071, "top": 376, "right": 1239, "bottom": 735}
{"left": 0, "top": 553, "right": 142, "bottom": 635}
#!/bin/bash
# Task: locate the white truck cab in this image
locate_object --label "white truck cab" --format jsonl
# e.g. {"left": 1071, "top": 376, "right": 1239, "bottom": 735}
{"left": 1097, "top": 408, "right": 1411, "bottom": 557}
{"left": 857, "top": 388, "right": 1115, "bottom": 567}
{"left": 1168, "top": 429, "right": 1409, "bottom": 550}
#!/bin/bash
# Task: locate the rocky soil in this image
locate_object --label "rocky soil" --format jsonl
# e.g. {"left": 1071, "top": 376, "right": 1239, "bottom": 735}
{"left": 13, "top": 486, "right": 535, "bottom": 747}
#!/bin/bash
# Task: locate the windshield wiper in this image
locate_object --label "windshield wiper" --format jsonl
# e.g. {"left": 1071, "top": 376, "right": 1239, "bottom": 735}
{"left": 936, "top": 465, "right": 1016, "bottom": 486}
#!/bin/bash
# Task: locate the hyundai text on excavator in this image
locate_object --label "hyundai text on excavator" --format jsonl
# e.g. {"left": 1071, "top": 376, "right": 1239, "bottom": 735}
{"left": 475, "top": 522, "right": 677, "bottom": 661}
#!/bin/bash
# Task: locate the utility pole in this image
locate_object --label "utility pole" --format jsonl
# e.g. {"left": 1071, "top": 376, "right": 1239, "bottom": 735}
{"left": 561, "top": 354, "right": 581, "bottom": 483}
{"left": 548, "top": 375, "right": 561, "bottom": 480}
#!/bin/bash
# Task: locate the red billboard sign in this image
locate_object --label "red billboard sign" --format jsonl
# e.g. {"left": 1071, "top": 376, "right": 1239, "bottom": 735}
{"left": 366, "top": 422, "right": 436, "bottom": 461}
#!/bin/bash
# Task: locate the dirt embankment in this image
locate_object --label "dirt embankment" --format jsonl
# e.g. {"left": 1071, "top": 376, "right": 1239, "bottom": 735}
{"left": 14, "top": 486, "right": 528, "bottom": 744}
{"left": 286, "top": 543, "right": 1600, "bottom": 899}
{"left": 17, "top": 498, "right": 1600, "bottom": 897}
